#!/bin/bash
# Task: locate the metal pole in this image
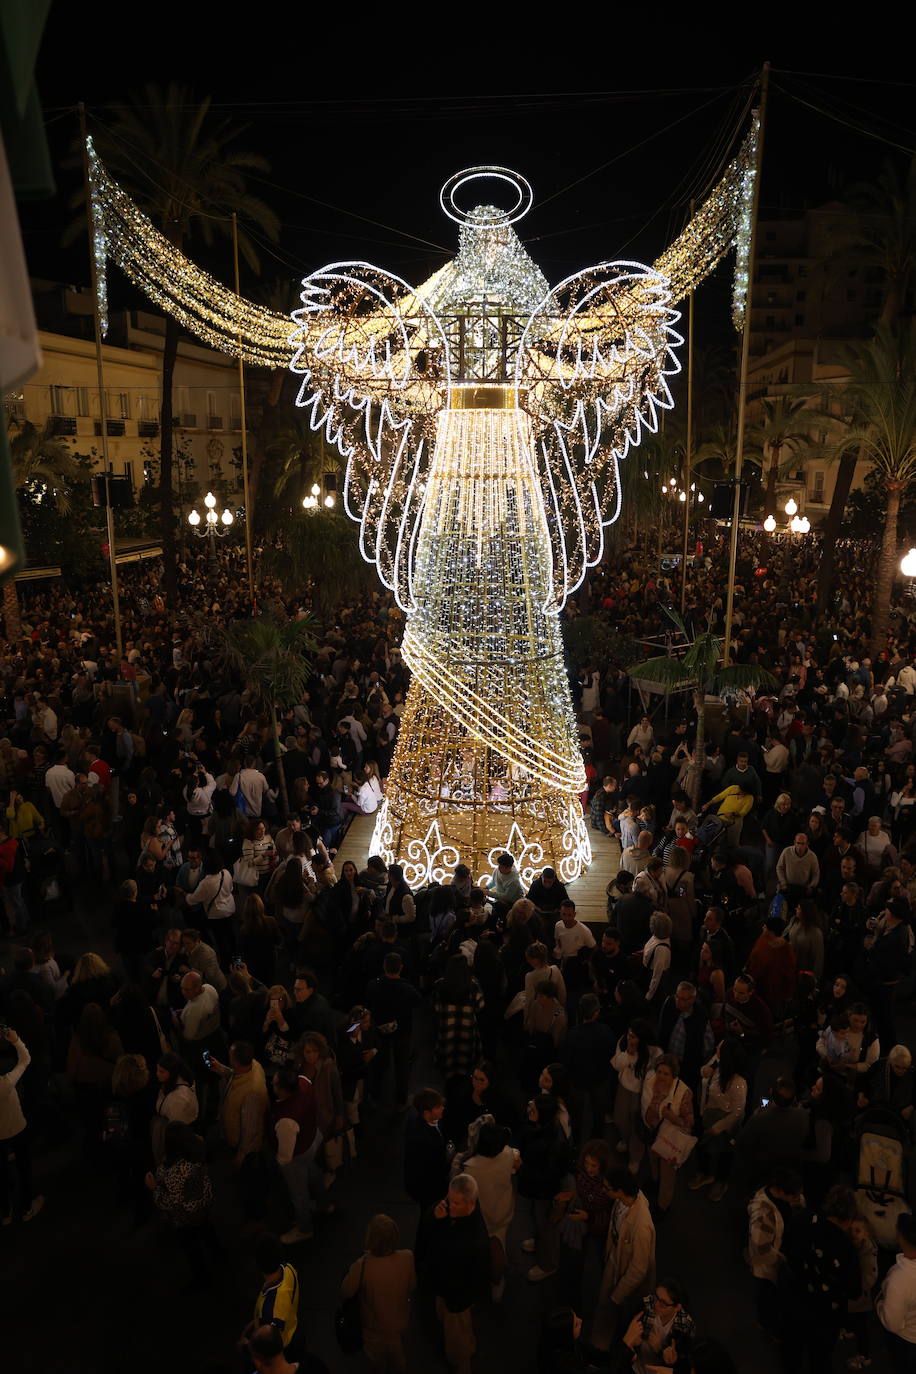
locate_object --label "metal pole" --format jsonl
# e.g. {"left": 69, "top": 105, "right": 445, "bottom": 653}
{"left": 680, "top": 201, "right": 695, "bottom": 617}
{"left": 723, "top": 64, "right": 769, "bottom": 666}
{"left": 231, "top": 212, "right": 257, "bottom": 612}
{"left": 79, "top": 104, "right": 123, "bottom": 660}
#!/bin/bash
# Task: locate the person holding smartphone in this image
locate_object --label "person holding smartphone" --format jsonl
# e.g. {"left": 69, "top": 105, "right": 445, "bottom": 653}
{"left": 621, "top": 1279, "right": 695, "bottom": 1370}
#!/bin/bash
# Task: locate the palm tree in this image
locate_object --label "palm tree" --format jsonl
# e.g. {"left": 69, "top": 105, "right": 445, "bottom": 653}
{"left": 267, "top": 412, "right": 344, "bottom": 507}
{"left": 85, "top": 84, "right": 280, "bottom": 597}
{"left": 262, "top": 510, "right": 370, "bottom": 614}
{"left": 748, "top": 393, "right": 825, "bottom": 517}
{"left": 839, "top": 156, "right": 916, "bottom": 329}
{"left": 210, "top": 615, "right": 316, "bottom": 817}
{"left": 2, "top": 420, "right": 87, "bottom": 641}
{"left": 626, "top": 609, "right": 776, "bottom": 808}
{"left": 825, "top": 325, "right": 916, "bottom": 652}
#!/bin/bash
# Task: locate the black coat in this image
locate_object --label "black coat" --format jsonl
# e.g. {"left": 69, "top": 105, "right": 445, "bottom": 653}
{"left": 415, "top": 1202, "right": 490, "bottom": 1311}
{"left": 404, "top": 1109, "right": 450, "bottom": 1207}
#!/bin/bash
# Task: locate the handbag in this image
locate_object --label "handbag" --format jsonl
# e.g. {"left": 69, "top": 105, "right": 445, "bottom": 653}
{"left": 233, "top": 854, "right": 258, "bottom": 888}
{"left": 650, "top": 1119, "right": 697, "bottom": 1168}
{"left": 335, "top": 1256, "right": 365, "bottom": 1354}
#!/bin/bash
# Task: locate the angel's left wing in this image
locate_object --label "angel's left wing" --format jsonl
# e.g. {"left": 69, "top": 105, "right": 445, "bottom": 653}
{"left": 517, "top": 262, "right": 682, "bottom": 610}
{"left": 290, "top": 263, "right": 451, "bottom": 609}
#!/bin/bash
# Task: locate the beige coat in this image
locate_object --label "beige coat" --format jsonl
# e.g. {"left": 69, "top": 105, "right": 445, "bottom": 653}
{"left": 603, "top": 1189, "right": 656, "bottom": 1304}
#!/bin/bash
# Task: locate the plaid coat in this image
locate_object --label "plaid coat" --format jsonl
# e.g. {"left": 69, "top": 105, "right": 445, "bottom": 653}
{"left": 434, "top": 983, "right": 485, "bottom": 1079}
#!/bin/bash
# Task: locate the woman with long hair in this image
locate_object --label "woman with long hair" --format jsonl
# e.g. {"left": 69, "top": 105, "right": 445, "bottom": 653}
{"left": 785, "top": 898, "right": 825, "bottom": 981}
{"left": 238, "top": 892, "right": 280, "bottom": 986}
{"left": 611, "top": 1018, "right": 661, "bottom": 1171}
{"left": 690, "top": 1038, "right": 748, "bottom": 1201}
{"left": 433, "top": 954, "right": 485, "bottom": 1089}
{"left": 266, "top": 856, "right": 316, "bottom": 948}
{"left": 301, "top": 1032, "right": 346, "bottom": 1187}
{"left": 151, "top": 1052, "right": 198, "bottom": 1164}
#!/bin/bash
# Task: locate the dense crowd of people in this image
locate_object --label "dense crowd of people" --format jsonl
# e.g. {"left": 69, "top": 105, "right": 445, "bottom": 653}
{"left": 4, "top": 531, "right": 916, "bottom": 1374}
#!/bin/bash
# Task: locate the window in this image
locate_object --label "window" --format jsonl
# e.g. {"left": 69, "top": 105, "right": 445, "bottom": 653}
{"left": 810, "top": 471, "right": 825, "bottom": 503}
{"left": 229, "top": 391, "right": 241, "bottom": 424}
{"left": 50, "top": 385, "right": 75, "bottom": 415}
{"left": 77, "top": 387, "right": 91, "bottom": 416}
{"left": 765, "top": 231, "right": 776, "bottom": 241}
{"left": 108, "top": 391, "right": 129, "bottom": 419}
{"left": 137, "top": 394, "right": 157, "bottom": 421}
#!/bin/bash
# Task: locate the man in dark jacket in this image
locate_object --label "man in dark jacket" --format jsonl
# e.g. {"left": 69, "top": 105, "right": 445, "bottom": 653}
{"left": 866, "top": 898, "right": 914, "bottom": 1050}
{"left": 415, "top": 1172, "right": 490, "bottom": 1374}
{"left": 404, "top": 1087, "right": 450, "bottom": 1210}
{"left": 366, "top": 952, "right": 421, "bottom": 1105}
{"left": 308, "top": 770, "right": 342, "bottom": 847}
{"left": 563, "top": 993, "right": 615, "bottom": 1139}
{"left": 656, "top": 982, "right": 715, "bottom": 1097}
{"left": 735, "top": 1077, "right": 810, "bottom": 1191}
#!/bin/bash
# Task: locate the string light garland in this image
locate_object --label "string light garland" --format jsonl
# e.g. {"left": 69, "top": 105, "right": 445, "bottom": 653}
{"left": 86, "top": 136, "right": 291, "bottom": 366}
{"left": 87, "top": 126, "right": 760, "bottom": 884}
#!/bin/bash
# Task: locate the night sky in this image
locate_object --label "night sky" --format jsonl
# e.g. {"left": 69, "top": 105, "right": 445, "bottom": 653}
{"left": 18, "top": 18, "right": 916, "bottom": 354}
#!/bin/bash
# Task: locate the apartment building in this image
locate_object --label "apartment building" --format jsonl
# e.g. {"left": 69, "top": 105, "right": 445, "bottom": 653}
{"left": 5, "top": 281, "right": 248, "bottom": 505}
{"left": 746, "top": 203, "right": 882, "bottom": 520}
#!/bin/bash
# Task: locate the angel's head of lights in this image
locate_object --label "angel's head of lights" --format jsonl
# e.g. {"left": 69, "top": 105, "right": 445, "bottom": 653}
{"left": 439, "top": 166, "right": 534, "bottom": 228}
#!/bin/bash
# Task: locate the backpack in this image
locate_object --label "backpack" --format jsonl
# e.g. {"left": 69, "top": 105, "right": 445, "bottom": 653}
{"left": 234, "top": 786, "right": 249, "bottom": 817}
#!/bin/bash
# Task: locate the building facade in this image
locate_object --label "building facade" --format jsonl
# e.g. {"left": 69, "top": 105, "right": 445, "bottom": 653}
{"left": 5, "top": 282, "right": 248, "bottom": 512}
{"left": 746, "top": 203, "right": 882, "bottom": 521}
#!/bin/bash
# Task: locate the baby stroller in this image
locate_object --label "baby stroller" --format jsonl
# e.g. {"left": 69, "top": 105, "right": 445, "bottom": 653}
{"left": 692, "top": 812, "right": 730, "bottom": 863}
{"left": 854, "top": 1107, "right": 911, "bottom": 1248}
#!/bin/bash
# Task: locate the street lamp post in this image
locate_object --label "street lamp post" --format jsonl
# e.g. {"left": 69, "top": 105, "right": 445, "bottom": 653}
{"left": 188, "top": 490, "right": 234, "bottom": 561}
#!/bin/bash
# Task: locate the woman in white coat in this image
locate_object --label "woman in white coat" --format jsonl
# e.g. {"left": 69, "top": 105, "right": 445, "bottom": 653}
{"left": 460, "top": 1120, "right": 520, "bottom": 1301}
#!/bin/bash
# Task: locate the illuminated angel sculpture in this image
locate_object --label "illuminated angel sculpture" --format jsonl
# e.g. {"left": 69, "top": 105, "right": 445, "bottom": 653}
{"left": 87, "top": 130, "right": 759, "bottom": 885}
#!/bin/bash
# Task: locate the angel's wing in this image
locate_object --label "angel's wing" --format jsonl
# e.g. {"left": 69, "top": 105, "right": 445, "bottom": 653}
{"left": 517, "top": 262, "right": 682, "bottom": 610}
{"left": 290, "top": 264, "right": 451, "bottom": 609}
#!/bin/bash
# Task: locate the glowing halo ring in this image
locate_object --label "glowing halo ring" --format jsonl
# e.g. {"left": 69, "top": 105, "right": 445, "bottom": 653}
{"left": 439, "top": 166, "right": 533, "bottom": 227}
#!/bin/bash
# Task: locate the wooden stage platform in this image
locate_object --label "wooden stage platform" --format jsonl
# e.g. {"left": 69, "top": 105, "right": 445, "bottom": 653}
{"left": 335, "top": 814, "right": 620, "bottom": 927}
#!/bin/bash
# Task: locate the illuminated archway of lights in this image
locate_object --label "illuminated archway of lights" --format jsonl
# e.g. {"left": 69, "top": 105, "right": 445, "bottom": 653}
{"left": 88, "top": 121, "right": 759, "bottom": 884}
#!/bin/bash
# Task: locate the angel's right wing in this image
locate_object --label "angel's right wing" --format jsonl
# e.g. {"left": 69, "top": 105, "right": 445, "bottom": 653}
{"left": 290, "top": 264, "right": 451, "bottom": 609}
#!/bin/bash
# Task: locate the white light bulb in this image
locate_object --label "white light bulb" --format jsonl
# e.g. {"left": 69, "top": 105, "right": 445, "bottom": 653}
{"left": 204, "top": 491, "right": 216, "bottom": 509}
{"left": 678, "top": 490, "right": 687, "bottom": 502}
{"left": 901, "top": 549, "right": 916, "bottom": 578}
{"left": 763, "top": 514, "right": 776, "bottom": 532}
{"left": 784, "top": 496, "right": 798, "bottom": 516}
{"left": 790, "top": 514, "right": 802, "bottom": 533}
{"left": 324, "top": 493, "right": 335, "bottom": 508}
{"left": 698, "top": 492, "right": 705, "bottom": 503}
{"left": 221, "top": 508, "right": 233, "bottom": 525}
{"left": 798, "top": 515, "right": 810, "bottom": 533}
{"left": 188, "top": 509, "right": 200, "bottom": 526}
{"left": 669, "top": 477, "right": 676, "bottom": 486}
{"left": 206, "top": 509, "right": 217, "bottom": 525}
{"left": 311, "top": 483, "right": 321, "bottom": 496}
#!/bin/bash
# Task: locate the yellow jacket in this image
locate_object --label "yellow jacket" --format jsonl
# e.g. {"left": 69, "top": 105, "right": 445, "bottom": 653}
{"left": 708, "top": 785, "right": 754, "bottom": 820}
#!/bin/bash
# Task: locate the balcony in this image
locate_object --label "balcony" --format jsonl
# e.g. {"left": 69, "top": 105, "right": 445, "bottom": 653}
{"left": 207, "top": 414, "right": 223, "bottom": 430}
{"left": 50, "top": 414, "right": 77, "bottom": 436}
{"left": 93, "top": 419, "right": 126, "bottom": 437}
{"left": 172, "top": 413, "right": 197, "bottom": 428}
{"left": 138, "top": 420, "right": 160, "bottom": 437}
